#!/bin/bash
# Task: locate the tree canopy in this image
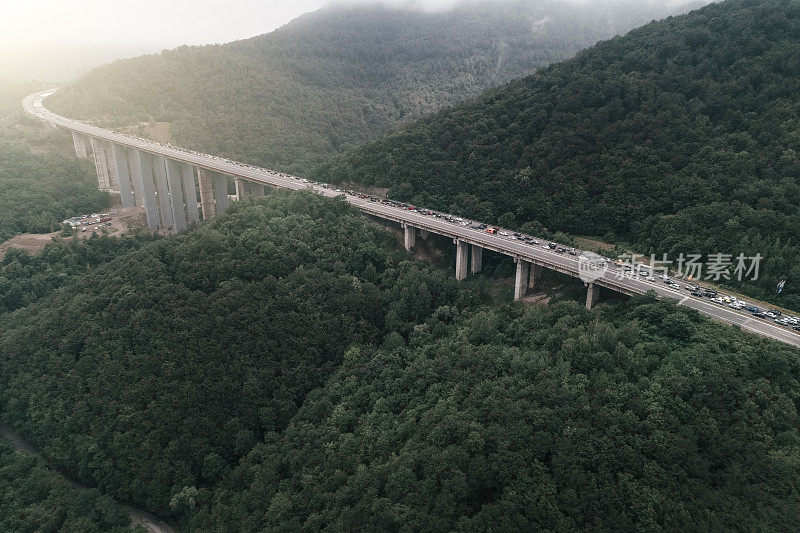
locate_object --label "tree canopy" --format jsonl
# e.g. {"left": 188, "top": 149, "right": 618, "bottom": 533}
{"left": 1, "top": 191, "right": 799, "bottom": 530}
{"left": 47, "top": 1, "right": 702, "bottom": 176}
{"left": 0, "top": 82, "right": 110, "bottom": 242}
{"left": 318, "top": 0, "right": 800, "bottom": 308}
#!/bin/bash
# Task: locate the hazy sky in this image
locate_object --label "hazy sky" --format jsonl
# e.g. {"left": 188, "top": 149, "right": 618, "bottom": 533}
{"left": 0, "top": 0, "right": 698, "bottom": 48}
{"left": 0, "top": 0, "right": 327, "bottom": 48}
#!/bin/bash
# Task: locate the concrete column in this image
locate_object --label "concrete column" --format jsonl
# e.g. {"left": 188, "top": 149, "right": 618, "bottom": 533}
{"left": 212, "top": 173, "right": 230, "bottom": 214}
{"left": 514, "top": 259, "right": 530, "bottom": 301}
{"left": 181, "top": 163, "right": 200, "bottom": 223}
{"left": 102, "top": 141, "right": 119, "bottom": 190}
{"left": 152, "top": 156, "right": 174, "bottom": 230}
{"left": 127, "top": 147, "right": 146, "bottom": 206}
{"left": 470, "top": 245, "right": 483, "bottom": 274}
{"left": 403, "top": 224, "right": 416, "bottom": 251}
{"left": 197, "top": 168, "right": 216, "bottom": 220}
{"left": 71, "top": 132, "right": 88, "bottom": 158}
{"left": 235, "top": 178, "right": 249, "bottom": 199}
{"left": 165, "top": 159, "right": 187, "bottom": 233}
{"left": 455, "top": 239, "right": 469, "bottom": 281}
{"left": 111, "top": 144, "right": 134, "bottom": 208}
{"left": 529, "top": 264, "right": 542, "bottom": 289}
{"left": 90, "top": 137, "right": 111, "bottom": 189}
{"left": 586, "top": 282, "right": 601, "bottom": 310}
{"left": 135, "top": 151, "right": 160, "bottom": 230}
{"left": 250, "top": 183, "right": 265, "bottom": 197}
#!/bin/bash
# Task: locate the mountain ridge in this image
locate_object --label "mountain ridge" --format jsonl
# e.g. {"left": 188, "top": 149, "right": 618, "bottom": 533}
{"left": 47, "top": 0, "right": 706, "bottom": 175}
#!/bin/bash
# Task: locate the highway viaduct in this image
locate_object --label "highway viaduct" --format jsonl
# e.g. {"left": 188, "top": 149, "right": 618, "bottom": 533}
{"left": 22, "top": 89, "right": 800, "bottom": 348}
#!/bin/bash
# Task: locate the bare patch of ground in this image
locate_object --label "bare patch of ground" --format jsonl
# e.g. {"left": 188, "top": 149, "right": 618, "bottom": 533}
{"left": 574, "top": 236, "right": 616, "bottom": 252}
{"left": 339, "top": 181, "right": 390, "bottom": 198}
{"left": 0, "top": 205, "right": 147, "bottom": 260}
{"left": 140, "top": 122, "right": 172, "bottom": 144}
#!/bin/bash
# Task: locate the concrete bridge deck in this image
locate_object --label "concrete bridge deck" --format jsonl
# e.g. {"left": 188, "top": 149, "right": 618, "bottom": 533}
{"left": 22, "top": 89, "right": 800, "bottom": 348}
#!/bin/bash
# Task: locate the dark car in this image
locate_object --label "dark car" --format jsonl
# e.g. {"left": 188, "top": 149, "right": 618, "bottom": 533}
{"left": 770, "top": 310, "right": 782, "bottom": 316}
{"left": 753, "top": 311, "right": 767, "bottom": 318}
{"left": 745, "top": 306, "right": 759, "bottom": 312}
{"left": 704, "top": 289, "right": 718, "bottom": 297}
{"left": 691, "top": 291, "right": 704, "bottom": 297}
{"left": 794, "top": 326, "right": 800, "bottom": 332}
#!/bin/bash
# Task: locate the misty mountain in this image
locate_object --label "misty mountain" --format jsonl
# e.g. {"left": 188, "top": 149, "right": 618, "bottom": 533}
{"left": 319, "top": 0, "right": 800, "bottom": 307}
{"left": 48, "top": 0, "right": 705, "bottom": 175}
{"left": 0, "top": 43, "right": 163, "bottom": 83}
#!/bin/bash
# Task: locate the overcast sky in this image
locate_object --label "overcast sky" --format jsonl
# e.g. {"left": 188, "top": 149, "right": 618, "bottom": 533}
{"left": 1, "top": 0, "right": 327, "bottom": 48}
{"left": 1, "top": 0, "right": 698, "bottom": 48}
{"left": 0, "top": 0, "right": 479, "bottom": 48}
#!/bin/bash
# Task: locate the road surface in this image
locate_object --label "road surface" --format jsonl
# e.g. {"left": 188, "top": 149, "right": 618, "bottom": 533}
{"left": 23, "top": 89, "right": 800, "bottom": 348}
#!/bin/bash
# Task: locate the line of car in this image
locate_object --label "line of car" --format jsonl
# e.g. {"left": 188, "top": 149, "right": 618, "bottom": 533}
{"left": 29, "top": 93, "right": 800, "bottom": 336}
{"left": 347, "top": 197, "right": 800, "bottom": 334}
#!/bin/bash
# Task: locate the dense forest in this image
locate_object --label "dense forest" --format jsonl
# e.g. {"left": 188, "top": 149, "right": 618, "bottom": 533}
{"left": 0, "top": 82, "right": 110, "bottom": 242}
{"left": 0, "top": 191, "right": 464, "bottom": 519}
{"left": 0, "top": 441, "right": 132, "bottom": 532}
{"left": 1, "top": 191, "right": 799, "bottom": 530}
{"left": 47, "top": 0, "right": 703, "bottom": 175}
{"left": 0, "top": 234, "right": 156, "bottom": 314}
{"left": 319, "top": 0, "right": 800, "bottom": 309}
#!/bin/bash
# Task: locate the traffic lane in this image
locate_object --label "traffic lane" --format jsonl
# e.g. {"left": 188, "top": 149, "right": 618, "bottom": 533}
{"left": 28, "top": 94, "right": 800, "bottom": 347}
{"left": 742, "top": 319, "right": 800, "bottom": 346}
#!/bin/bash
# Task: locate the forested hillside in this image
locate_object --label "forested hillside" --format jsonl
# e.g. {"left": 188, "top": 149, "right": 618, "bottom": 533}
{"left": 47, "top": 0, "right": 703, "bottom": 175}
{"left": 0, "top": 441, "right": 132, "bottom": 532}
{"left": 320, "top": 0, "right": 800, "bottom": 309}
{"left": 194, "top": 294, "right": 800, "bottom": 531}
{"left": 2, "top": 191, "right": 799, "bottom": 530}
{"left": 0, "top": 82, "right": 110, "bottom": 241}
{"left": 0, "top": 191, "right": 464, "bottom": 518}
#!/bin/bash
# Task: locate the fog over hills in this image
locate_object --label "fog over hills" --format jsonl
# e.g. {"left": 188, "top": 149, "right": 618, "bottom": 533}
{"left": 48, "top": 0, "right": 707, "bottom": 175}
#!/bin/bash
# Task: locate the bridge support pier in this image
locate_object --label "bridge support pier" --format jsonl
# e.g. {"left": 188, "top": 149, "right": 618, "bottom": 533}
{"left": 165, "top": 158, "right": 187, "bottom": 233}
{"left": 514, "top": 258, "right": 530, "bottom": 301}
{"left": 153, "top": 156, "right": 174, "bottom": 230}
{"left": 197, "top": 168, "right": 216, "bottom": 220}
{"left": 586, "top": 282, "right": 601, "bottom": 310}
{"left": 90, "top": 137, "right": 112, "bottom": 190}
{"left": 212, "top": 173, "right": 230, "bottom": 214}
{"left": 455, "top": 239, "right": 468, "bottom": 281}
{"left": 471, "top": 245, "right": 483, "bottom": 274}
{"left": 134, "top": 151, "right": 160, "bottom": 230}
{"left": 403, "top": 223, "right": 416, "bottom": 251}
{"left": 111, "top": 144, "right": 135, "bottom": 208}
{"left": 236, "top": 178, "right": 250, "bottom": 200}
{"left": 71, "top": 132, "right": 88, "bottom": 158}
{"left": 529, "top": 264, "right": 542, "bottom": 289}
{"left": 127, "top": 148, "right": 145, "bottom": 206}
{"left": 181, "top": 163, "right": 200, "bottom": 223}
{"left": 103, "top": 141, "right": 119, "bottom": 191}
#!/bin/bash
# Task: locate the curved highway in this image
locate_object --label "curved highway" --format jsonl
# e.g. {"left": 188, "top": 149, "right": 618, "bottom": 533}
{"left": 23, "top": 89, "right": 800, "bottom": 348}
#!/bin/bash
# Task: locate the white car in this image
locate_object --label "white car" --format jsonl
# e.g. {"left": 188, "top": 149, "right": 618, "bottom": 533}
{"left": 646, "top": 276, "right": 656, "bottom": 281}
{"left": 499, "top": 231, "right": 509, "bottom": 236}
